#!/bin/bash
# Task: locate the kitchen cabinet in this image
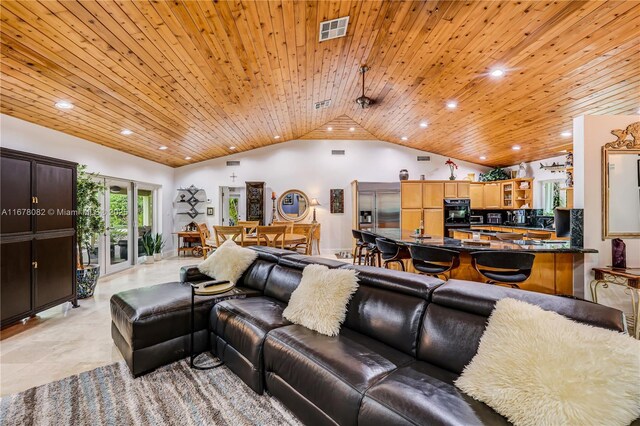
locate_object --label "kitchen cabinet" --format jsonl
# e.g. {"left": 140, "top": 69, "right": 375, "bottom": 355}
{"left": 457, "top": 182, "right": 470, "bottom": 198}
{"left": 483, "top": 183, "right": 501, "bottom": 208}
{"left": 0, "top": 148, "right": 77, "bottom": 329}
{"left": 501, "top": 181, "right": 514, "bottom": 209}
{"left": 401, "top": 209, "right": 422, "bottom": 232}
{"left": 470, "top": 184, "right": 484, "bottom": 209}
{"left": 444, "top": 182, "right": 457, "bottom": 198}
{"left": 423, "top": 182, "right": 444, "bottom": 208}
{"left": 401, "top": 182, "right": 422, "bottom": 209}
{"left": 423, "top": 209, "right": 444, "bottom": 237}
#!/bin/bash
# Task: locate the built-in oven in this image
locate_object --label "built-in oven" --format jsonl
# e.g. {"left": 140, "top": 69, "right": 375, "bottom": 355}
{"left": 444, "top": 199, "right": 471, "bottom": 235}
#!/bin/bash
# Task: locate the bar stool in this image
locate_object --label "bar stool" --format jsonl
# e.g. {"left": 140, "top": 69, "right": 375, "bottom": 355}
{"left": 494, "top": 233, "right": 524, "bottom": 241}
{"left": 525, "top": 230, "right": 552, "bottom": 240}
{"left": 352, "top": 229, "right": 366, "bottom": 265}
{"left": 360, "top": 231, "right": 381, "bottom": 267}
{"left": 470, "top": 251, "right": 535, "bottom": 289}
{"left": 375, "top": 237, "right": 411, "bottom": 271}
{"left": 408, "top": 245, "right": 460, "bottom": 281}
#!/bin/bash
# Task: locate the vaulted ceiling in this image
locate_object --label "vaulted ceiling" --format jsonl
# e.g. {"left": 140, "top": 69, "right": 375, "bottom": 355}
{"left": 1, "top": 1, "right": 638, "bottom": 167}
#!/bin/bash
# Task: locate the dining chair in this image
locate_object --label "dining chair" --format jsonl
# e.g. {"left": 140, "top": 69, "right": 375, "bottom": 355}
{"left": 494, "top": 232, "right": 524, "bottom": 241}
{"left": 271, "top": 221, "right": 294, "bottom": 234}
{"left": 195, "top": 223, "right": 216, "bottom": 258}
{"left": 256, "top": 225, "right": 287, "bottom": 249}
{"left": 291, "top": 223, "right": 315, "bottom": 255}
{"left": 213, "top": 225, "right": 244, "bottom": 247}
{"left": 237, "top": 220, "right": 259, "bottom": 235}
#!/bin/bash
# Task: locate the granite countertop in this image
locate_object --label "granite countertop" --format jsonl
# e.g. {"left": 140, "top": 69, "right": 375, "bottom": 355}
{"left": 471, "top": 223, "right": 555, "bottom": 231}
{"left": 373, "top": 228, "right": 597, "bottom": 254}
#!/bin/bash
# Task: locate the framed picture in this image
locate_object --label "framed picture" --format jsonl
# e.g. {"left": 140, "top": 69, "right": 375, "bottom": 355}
{"left": 330, "top": 189, "right": 344, "bottom": 214}
{"left": 207, "top": 207, "right": 214, "bottom": 216}
{"left": 283, "top": 194, "right": 294, "bottom": 205}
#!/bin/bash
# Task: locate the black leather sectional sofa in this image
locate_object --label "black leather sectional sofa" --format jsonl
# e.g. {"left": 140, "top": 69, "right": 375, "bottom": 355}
{"left": 111, "top": 246, "right": 626, "bottom": 425}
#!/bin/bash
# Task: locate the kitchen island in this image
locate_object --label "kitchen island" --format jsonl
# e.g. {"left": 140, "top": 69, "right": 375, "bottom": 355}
{"left": 373, "top": 229, "right": 596, "bottom": 296}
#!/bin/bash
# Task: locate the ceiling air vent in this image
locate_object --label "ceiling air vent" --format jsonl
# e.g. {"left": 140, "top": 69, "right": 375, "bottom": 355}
{"left": 417, "top": 156, "right": 431, "bottom": 162}
{"left": 331, "top": 150, "right": 345, "bottom": 156}
{"left": 314, "top": 99, "right": 332, "bottom": 110}
{"left": 319, "top": 17, "right": 349, "bottom": 42}
{"left": 226, "top": 160, "right": 240, "bottom": 166}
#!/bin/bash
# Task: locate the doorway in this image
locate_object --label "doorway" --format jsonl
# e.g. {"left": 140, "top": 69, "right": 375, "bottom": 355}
{"left": 104, "top": 179, "right": 132, "bottom": 275}
{"left": 135, "top": 184, "right": 157, "bottom": 261}
{"left": 220, "top": 186, "right": 246, "bottom": 225}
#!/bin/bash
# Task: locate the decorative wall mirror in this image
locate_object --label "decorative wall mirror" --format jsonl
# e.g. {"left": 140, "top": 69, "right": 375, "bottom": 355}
{"left": 277, "top": 189, "right": 310, "bottom": 222}
{"left": 601, "top": 121, "right": 640, "bottom": 239}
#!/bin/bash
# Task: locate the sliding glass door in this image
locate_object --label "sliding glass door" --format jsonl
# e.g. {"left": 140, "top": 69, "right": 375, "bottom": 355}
{"left": 135, "top": 184, "right": 157, "bottom": 260}
{"left": 104, "top": 179, "right": 132, "bottom": 275}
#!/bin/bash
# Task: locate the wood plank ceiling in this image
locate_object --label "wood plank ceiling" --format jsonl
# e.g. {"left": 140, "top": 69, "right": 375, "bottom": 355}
{"left": 1, "top": 1, "right": 639, "bottom": 167}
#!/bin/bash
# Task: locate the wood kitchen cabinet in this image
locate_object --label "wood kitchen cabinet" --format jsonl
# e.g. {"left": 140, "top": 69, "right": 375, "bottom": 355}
{"left": 423, "top": 182, "right": 444, "bottom": 208}
{"left": 444, "top": 182, "right": 457, "bottom": 198}
{"left": 470, "top": 184, "right": 484, "bottom": 208}
{"left": 401, "top": 209, "right": 422, "bottom": 232}
{"left": 423, "top": 208, "right": 444, "bottom": 237}
{"left": 0, "top": 148, "right": 77, "bottom": 329}
{"left": 483, "top": 183, "right": 501, "bottom": 208}
{"left": 401, "top": 182, "right": 422, "bottom": 209}
{"left": 457, "top": 182, "right": 470, "bottom": 198}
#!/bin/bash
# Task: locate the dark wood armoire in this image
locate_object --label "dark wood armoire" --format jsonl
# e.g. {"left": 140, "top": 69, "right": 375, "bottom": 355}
{"left": 245, "top": 181, "right": 265, "bottom": 225}
{"left": 1, "top": 148, "right": 77, "bottom": 329}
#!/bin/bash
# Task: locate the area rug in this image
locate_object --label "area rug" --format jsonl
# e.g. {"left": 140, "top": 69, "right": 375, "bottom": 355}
{"left": 0, "top": 359, "right": 301, "bottom": 426}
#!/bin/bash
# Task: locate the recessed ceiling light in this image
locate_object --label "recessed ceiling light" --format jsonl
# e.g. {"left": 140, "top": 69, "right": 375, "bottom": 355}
{"left": 185, "top": 156, "right": 192, "bottom": 160}
{"left": 158, "top": 146, "right": 168, "bottom": 150}
{"left": 636, "top": 107, "right": 640, "bottom": 114}
{"left": 401, "top": 136, "right": 408, "bottom": 141}
{"left": 274, "top": 135, "right": 280, "bottom": 139}
{"left": 561, "top": 131, "right": 572, "bottom": 138}
{"left": 349, "top": 127, "right": 355, "bottom": 132}
{"left": 327, "top": 127, "right": 333, "bottom": 131}
{"left": 479, "top": 156, "right": 487, "bottom": 160}
{"left": 560, "top": 149, "right": 568, "bottom": 153}
{"left": 490, "top": 68, "right": 505, "bottom": 78}
{"left": 229, "top": 146, "right": 236, "bottom": 150}
{"left": 120, "top": 129, "right": 133, "bottom": 136}
{"left": 419, "top": 122, "right": 428, "bottom": 128}
{"left": 54, "top": 100, "right": 74, "bottom": 110}
{"left": 446, "top": 101, "right": 457, "bottom": 109}
{"left": 512, "top": 145, "right": 521, "bottom": 151}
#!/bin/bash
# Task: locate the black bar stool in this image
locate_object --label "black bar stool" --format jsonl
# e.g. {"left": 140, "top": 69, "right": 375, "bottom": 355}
{"left": 360, "top": 231, "right": 381, "bottom": 267}
{"left": 375, "top": 237, "right": 411, "bottom": 271}
{"left": 408, "top": 245, "right": 460, "bottom": 281}
{"left": 351, "top": 229, "right": 366, "bottom": 265}
{"left": 470, "top": 251, "right": 535, "bottom": 289}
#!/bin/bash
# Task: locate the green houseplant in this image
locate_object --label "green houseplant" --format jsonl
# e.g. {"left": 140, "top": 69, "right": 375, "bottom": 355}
{"left": 478, "top": 167, "right": 511, "bottom": 182}
{"left": 153, "top": 233, "right": 165, "bottom": 261}
{"left": 141, "top": 232, "right": 155, "bottom": 264}
{"left": 76, "top": 165, "right": 106, "bottom": 299}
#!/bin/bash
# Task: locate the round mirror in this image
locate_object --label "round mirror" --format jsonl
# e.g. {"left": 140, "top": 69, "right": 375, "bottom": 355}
{"left": 277, "top": 189, "right": 310, "bottom": 222}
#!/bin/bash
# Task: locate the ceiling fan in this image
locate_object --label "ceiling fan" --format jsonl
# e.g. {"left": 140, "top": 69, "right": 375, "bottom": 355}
{"left": 355, "top": 65, "right": 375, "bottom": 109}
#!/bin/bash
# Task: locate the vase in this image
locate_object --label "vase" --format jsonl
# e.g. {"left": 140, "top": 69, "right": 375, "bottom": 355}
{"left": 143, "top": 255, "right": 154, "bottom": 264}
{"left": 153, "top": 253, "right": 163, "bottom": 261}
{"left": 76, "top": 265, "right": 100, "bottom": 299}
{"left": 399, "top": 169, "right": 409, "bottom": 181}
{"left": 448, "top": 165, "right": 456, "bottom": 180}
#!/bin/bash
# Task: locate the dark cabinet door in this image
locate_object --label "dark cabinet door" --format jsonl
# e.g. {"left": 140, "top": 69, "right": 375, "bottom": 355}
{"left": 1, "top": 156, "right": 32, "bottom": 234}
{"left": 246, "top": 182, "right": 265, "bottom": 225}
{"left": 1, "top": 240, "right": 32, "bottom": 323}
{"left": 34, "top": 235, "right": 74, "bottom": 309}
{"left": 35, "top": 162, "right": 74, "bottom": 232}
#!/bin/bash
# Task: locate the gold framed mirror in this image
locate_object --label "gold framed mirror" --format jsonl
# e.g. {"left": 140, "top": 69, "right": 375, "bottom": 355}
{"left": 601, "top": 121, "right": 640, "bottom": 239}
{"left": 277, "top": 189, "right": 310, "bottom": 222}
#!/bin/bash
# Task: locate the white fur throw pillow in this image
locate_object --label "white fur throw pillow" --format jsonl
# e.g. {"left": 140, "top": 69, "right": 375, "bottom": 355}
{"left": 455, "top": 298, "right": 640, "bottom": 426}
{"left": 283, "top": 264, "right": 359, "bottom": 336}
{"left": 197, "top": 239, "right": 257, "bottom": 284}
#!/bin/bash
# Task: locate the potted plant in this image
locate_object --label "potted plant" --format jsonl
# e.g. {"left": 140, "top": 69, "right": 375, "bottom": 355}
{"left": 141, "top": 232, "right": 155, "bottom": 264}
{"left": 479, "top": 167, "right": 511, "bottom": 182}
{"left": 76, "top": 165, "right": 106, "bottom": 299}
{"left": 153, "top": 233, "right": 165, "bottom": 261}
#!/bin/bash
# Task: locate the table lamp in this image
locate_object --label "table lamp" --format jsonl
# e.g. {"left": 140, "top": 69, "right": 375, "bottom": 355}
{"left": 310, "top": 198, "right": 321, "bottom": 223}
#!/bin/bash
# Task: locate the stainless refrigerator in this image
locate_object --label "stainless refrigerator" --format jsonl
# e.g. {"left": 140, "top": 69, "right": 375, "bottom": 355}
{"left": 356, "top": 182, "right": 400, "bottom": 231}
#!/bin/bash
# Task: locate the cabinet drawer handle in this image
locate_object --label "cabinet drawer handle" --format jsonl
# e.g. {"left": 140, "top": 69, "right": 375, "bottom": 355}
{"left": 32, "top": 261, "right": 38, "bottom": 269}
{"left": 34, "top": 196, "right": 39, "bottom": 204}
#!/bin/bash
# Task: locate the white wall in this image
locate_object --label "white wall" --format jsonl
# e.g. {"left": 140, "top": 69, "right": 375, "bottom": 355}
{"left": 0, "top": 114, "right": 175, "bottom": 252}
{"left": 175, "top": 138, "right": 489, "bottom": 253}
{"left": 573, "top": 114, "right": 640, "bottom": 312}
{"left": 506, "top": 154, "right": 569, "bottom": 210}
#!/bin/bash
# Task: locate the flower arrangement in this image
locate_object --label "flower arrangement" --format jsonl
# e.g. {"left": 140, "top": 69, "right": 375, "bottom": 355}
{"left": 445, "top": 158, "right": 458, "bottom": 180}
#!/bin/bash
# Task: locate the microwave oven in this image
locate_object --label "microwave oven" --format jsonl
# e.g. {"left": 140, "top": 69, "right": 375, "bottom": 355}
{"left": 470, "top": 215, "right": 483, "bottom": 224}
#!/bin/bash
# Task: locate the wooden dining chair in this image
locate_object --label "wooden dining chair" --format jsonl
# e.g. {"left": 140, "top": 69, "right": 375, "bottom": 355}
{"left": 271, "top": 221, "right": 294, "bottom": 234}
{"left": 213, "top": 225, "right": 244, "bottom": 247}
{"left": 237, "top": 221, "right": 259, "bottom": 244}
{"left": 291, "top": 223, "right": 315, "bottom": 255}
{"left": 196, "top": 223, "right": 216, "bottom": 258}
{"left": 494, "top": 232, "right": 524, "bottom": 241}
{"left": 256, "top": 225, "right": 287, "bottom": 249}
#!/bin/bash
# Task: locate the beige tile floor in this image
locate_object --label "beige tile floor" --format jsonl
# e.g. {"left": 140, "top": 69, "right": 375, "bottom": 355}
{"left": 0, "top": 256, "right": 195, "bottom": 396}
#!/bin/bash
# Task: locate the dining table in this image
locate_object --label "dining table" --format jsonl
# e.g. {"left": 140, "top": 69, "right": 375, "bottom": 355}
{"left": 243, "top": 232, "right": 307, "bottom": 247}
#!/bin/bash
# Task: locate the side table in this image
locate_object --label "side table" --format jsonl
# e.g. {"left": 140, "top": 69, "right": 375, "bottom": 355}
{"left": 189, "top": 280, "right": 234, "bottom": 369}
{"left": 590, "top": 267, "right": 640, "bottom": 339}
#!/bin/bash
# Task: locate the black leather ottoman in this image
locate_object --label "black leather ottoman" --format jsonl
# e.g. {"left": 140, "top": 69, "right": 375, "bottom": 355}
{"left": 111, "top": 278, "right": 260, "bottom": 377}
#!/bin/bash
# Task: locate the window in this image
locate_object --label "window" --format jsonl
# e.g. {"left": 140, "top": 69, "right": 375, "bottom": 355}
{"left": 541, "top": 179, "right": 566, "bottom": 215}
